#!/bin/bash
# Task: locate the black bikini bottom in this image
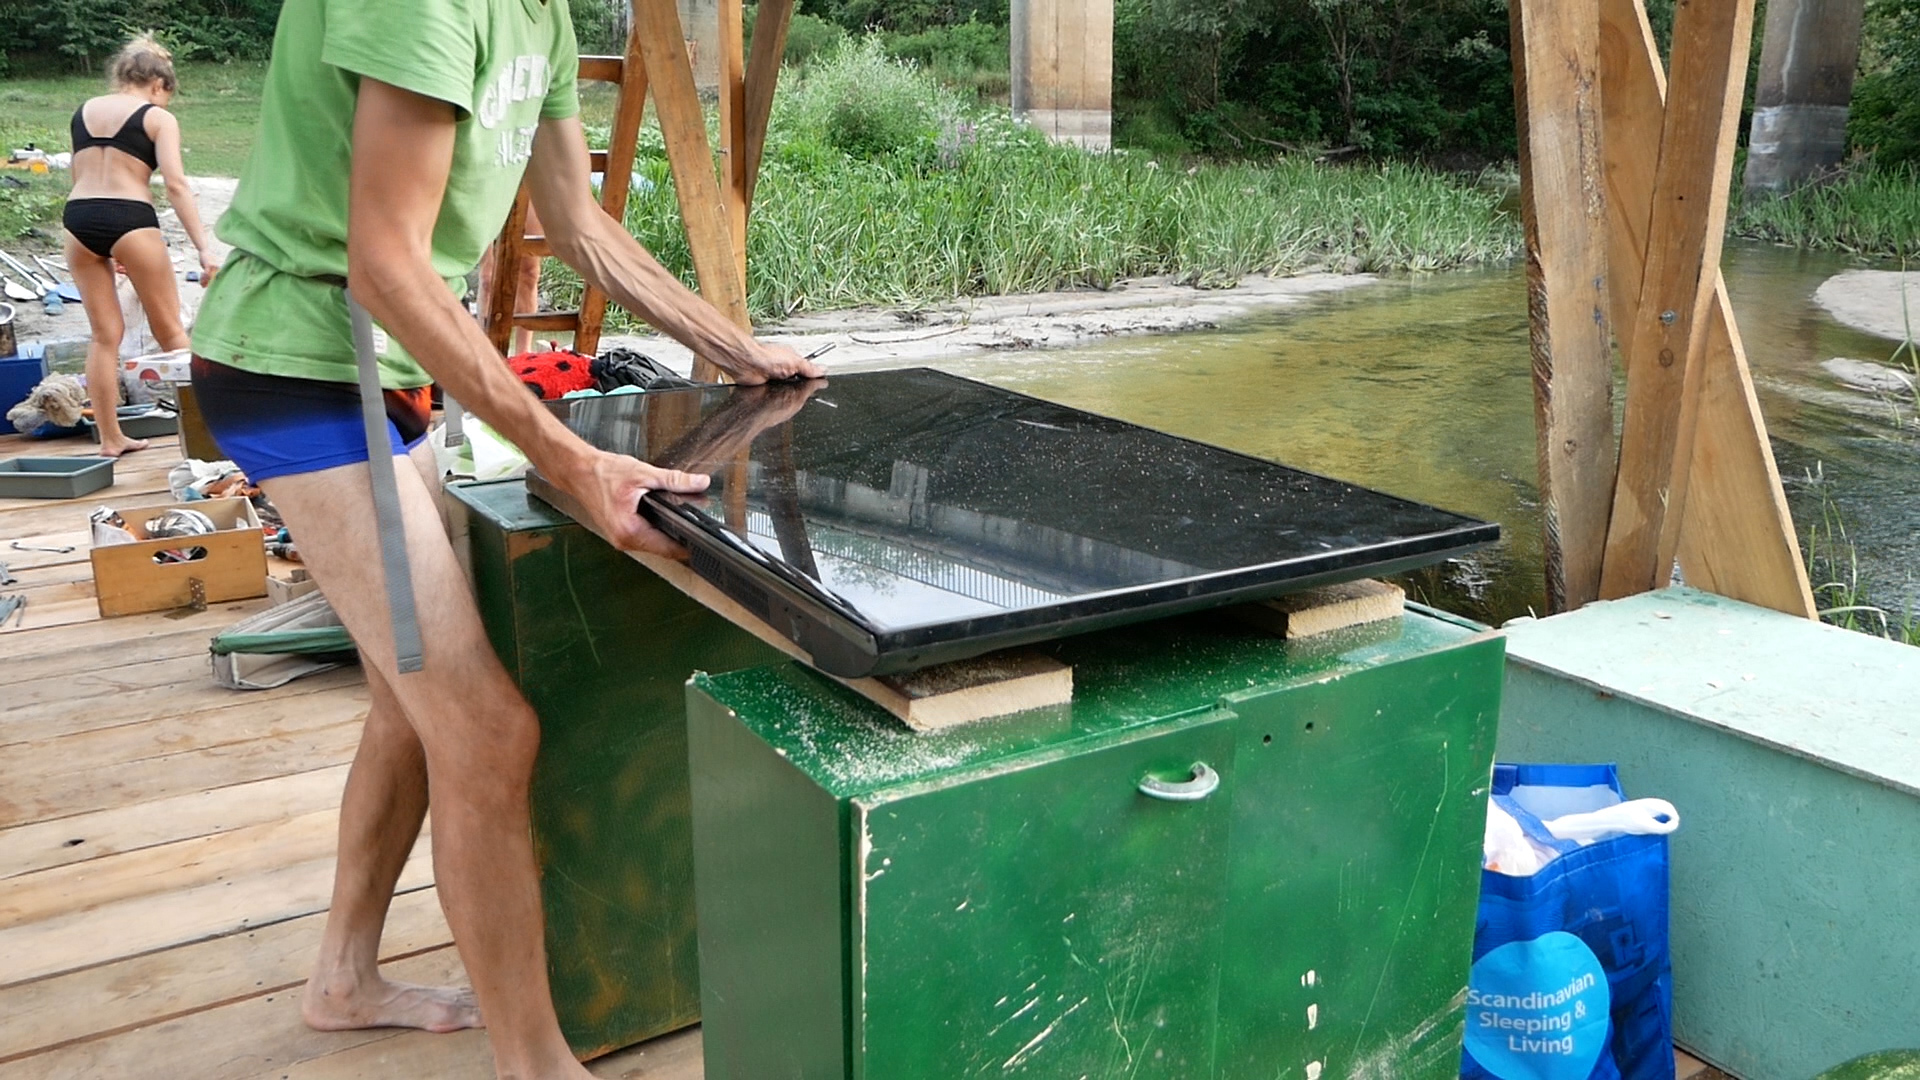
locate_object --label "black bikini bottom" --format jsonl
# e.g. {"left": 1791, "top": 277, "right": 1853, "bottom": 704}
{"left": 63, "top": 198, "right": 160, "bottom": 258}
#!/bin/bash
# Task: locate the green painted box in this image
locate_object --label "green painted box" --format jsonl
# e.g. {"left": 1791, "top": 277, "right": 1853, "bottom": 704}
{"left": 449, "top": 479, "right": 784, "bottom": 1058}
{"left": 687, "top": 609, "right": 1505, "bottom": 1080}
{"left": 1501, "top": 587, "right": 1920, "bottom": 1080}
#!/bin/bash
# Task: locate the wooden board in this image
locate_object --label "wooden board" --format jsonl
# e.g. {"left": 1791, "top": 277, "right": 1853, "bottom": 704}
{"left": 1232, "top": 578, "right": 1406, "bottom": 639}
{"left": 633, "top": 0, "right": 750, "bottom": 383}
{"left": 0, "top": 721, "right": 365, "bottom": 830}
{"left": 0, "top": 844, "right": 433, "bottom": 987}
{"left": 1509, "top": 0, "right": 1617, "bottom": 612}
{"left": 0, "top": 887, "right": 447, "bottom": 1064}
{"left": 0, "top": 765, "right": 349, "bottom": 879}
{"left": 839, "top": 652, "right": 1074, "bottom": 732}
{"left": 576, "top": 32, "right": 653, "bottom": 357}
{"left": 1597, "top": 0, "right": 1815, "bottom": 618}
{"left": 1599, "top": 0, "right": 1757, "bottom": 598}
{"left": 718, "top": 0, "right": 749, "bottom": 287}
{"left": 740, "top": 0, "right": 795, "bottom": 209}
{"left": 0, "top": 940, "right": 459, "bottom": 1079}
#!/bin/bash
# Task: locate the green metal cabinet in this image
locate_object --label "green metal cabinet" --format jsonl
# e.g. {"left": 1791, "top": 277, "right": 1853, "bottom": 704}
{"left": 687, "top": 609, "right": 1505, "bottom": 1080}
{"left": 449, "top": 479, "right": 784, "bottom": 1058}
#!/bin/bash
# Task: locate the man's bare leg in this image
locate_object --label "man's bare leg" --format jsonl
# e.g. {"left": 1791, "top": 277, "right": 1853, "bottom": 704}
{"left": 303, "top": 445, "right": 480, "bottom": 1033}
{"left": 303, "top": 662, "right": 482, "bottom": 1032}
{"left": 264, "top": 448, "right": 588, "bottom": 1079}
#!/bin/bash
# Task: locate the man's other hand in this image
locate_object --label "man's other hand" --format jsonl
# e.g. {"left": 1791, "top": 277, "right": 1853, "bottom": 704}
{"left": 575, "top": 451, "right": 711, "bottom": 558}
{"left": 721, "top": 341, "right": 826, "bottom": 385}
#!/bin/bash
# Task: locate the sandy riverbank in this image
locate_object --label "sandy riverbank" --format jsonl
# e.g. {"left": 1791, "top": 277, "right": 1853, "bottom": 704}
{"left": 12, "top": 174, "right": 1376, "bottom": 368}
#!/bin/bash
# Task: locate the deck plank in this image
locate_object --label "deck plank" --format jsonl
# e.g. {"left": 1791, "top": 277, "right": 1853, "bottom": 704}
{"left": 0, "top": 765, "right": 350, "bottom": 879}
{"left": 0, "top": 887, "right": 449, "bottom": 1064}
{"left": 1, "top": 677, "right": 367, "bottom": 774}
{"left": 0, "top": 721, "right": 365, "bottom": 830}
{"left": 0, "top": 845, "right": 433, "bottom": 987}
{"left": 0, "top": 946, "right": 466, "bottom": 1080}
{"left": 0, "top": 808, "right": 360, "bottom": 929}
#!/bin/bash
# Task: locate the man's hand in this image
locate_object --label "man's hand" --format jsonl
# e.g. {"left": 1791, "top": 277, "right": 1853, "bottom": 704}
{"left": 574, "top": 452, "right": 712, "bottom": 558}
{"left": 720, "top": 342, "right": 825, "bottom": 385}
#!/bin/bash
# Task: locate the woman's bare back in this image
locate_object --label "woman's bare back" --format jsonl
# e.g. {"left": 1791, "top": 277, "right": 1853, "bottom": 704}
{"left": 68, "top": 94, "right": 165, "bottom": 202}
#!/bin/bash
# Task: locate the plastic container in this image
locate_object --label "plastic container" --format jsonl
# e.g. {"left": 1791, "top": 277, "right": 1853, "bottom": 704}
{"left": 87, "top": 405, "right": 180, "bottom": 442}
{"left": 0, "top": 457, "right": 115, "bottom": 499}
{"left": 1, "top": 353, "right": 47, "bottom": 418}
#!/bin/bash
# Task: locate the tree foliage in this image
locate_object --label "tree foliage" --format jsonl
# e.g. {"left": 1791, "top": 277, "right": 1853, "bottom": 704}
{"left": 1108, "top": 0, "right": 1514, "bottom": 158}
{"left": 0, "top": 0, "right": 283, "bottom": 74}
{"left": 1851, "top": 0, "right": 1920, "bottom": 168}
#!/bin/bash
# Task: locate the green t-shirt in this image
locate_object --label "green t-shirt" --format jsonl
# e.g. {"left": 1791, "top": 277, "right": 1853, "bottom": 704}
{"left": 192, "top": 0, "right": 580, "bottom": 388}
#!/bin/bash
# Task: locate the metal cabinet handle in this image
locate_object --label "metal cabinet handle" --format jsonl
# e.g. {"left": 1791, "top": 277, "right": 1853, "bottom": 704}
{"left": 1138, "top": 762, "right": 1220, "bottom": 802}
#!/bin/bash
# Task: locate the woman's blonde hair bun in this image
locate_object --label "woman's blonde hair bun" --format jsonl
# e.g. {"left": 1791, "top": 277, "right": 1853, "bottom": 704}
{"left": 109, "top": 34, "right": 177, "bottom": 93}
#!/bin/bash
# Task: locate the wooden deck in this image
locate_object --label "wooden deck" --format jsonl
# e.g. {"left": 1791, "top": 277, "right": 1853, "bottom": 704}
{"left": 0, "top": 432, "right": 700, "bottom": 1079}
{"left": 0, "top": 431, "right": 1735, "bottom": 1080}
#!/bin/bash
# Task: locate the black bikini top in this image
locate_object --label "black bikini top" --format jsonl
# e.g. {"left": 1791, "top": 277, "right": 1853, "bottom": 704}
{"left": 71, "top": 102, "right": 159, "bottom": 170}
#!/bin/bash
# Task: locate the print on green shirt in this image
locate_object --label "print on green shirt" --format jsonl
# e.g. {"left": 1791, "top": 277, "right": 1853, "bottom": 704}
{"left": 191, "top": 0, "right": 581, "bottom": 388}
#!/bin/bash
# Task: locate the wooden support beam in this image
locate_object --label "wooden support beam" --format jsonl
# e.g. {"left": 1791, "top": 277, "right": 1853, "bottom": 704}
{"left": 575, "top": 21, "right": 653, "bottom": 356}
{"left": 741, "top": 0, "right": 794, "bottom": 208}
{"left": 1599, "top": 0, "right": 1816, "bottom": 617}
{"left": 633, "top": 0, "right": 748, "bottom": 382}
{"left": 1599, "top": 0, "right": 1758, "bottom": 599}
{"left": 485, "top": 189, "right": 533, "bottom": 355}
{"left": 718, "top": 0, "right": 749, "bottom": 289}
{"left": 1509, "top": 0, "right": 1616, "bottom": 612}
{"left": 578, "top": 56, "right": 625, "bottom": 83}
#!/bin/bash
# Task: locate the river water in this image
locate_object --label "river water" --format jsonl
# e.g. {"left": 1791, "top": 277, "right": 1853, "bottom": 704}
{"left": 933, "top": 242, "right": 1919, "bottom": 627}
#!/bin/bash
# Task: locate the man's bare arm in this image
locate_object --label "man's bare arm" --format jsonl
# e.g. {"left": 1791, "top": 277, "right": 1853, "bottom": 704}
{"left": 346, "top": 78, "right": 705, "bottom": 555}
{"left": 523, "top": 114, "right": 823, "bottom": 385}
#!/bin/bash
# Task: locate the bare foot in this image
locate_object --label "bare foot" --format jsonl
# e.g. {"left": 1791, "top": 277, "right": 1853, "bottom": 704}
{"left": 302, "top": 972, "right": 483, "bottom": 1034}
{"left": 97, "top": 436, "right": 150, "bottom": 459}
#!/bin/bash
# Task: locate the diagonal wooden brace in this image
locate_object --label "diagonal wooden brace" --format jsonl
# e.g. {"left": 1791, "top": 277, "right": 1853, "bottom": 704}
{"left": 1599, "top": 0, "right": 1758, "bottom": 599}
{"left": 1598, "top": 0, "right": 1814, "bottom": 616}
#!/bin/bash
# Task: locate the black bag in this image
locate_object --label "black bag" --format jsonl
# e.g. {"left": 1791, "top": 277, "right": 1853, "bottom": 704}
{"left": 591, "top": 347, "right": 702, "bottom": 393}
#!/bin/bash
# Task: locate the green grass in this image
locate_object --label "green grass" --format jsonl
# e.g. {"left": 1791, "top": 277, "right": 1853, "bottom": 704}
{"left": 1801, "top": 462, "right": 1920, "bottom": 647}
{"left": 1732, "top": 166, "right": 1920, "bottom": 260}
{"left": 553, "top": 40, "right": 1520, "bottom": 323}
{"left": 0, "top": 60, "right": 266, "bottom": 246}
{"left": 0, "top": 60, "right": 267, "bottom": 177}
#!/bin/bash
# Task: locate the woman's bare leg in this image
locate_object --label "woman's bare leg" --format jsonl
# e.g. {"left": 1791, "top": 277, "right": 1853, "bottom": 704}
{"left": 111, "top": 227, "right": 189, "bottom": 352}
{"left": 65, "top": 233, "right": 145, "bottom": 457}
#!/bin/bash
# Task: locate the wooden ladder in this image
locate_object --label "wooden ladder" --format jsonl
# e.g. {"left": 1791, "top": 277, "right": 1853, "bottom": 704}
{"left": 481, "top": 32, "right": 650, "bottom": 359}
{"left": 482, "top": 0, "right": 796, "bottom": 380}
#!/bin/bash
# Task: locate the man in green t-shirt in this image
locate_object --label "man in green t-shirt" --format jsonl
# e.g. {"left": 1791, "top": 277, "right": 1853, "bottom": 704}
{"left": 188, "top": 1, "right": 820, "bottom": 1076}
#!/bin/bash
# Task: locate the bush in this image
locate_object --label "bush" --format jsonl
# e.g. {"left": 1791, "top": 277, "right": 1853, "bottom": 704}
{"left": 782, "top": 12, "right": 851, "bottom": 65}
{"left": 1, "top": 0, "right": 283, "bottom": 72}
{"left": 569, "top": 0, "right": 628, "bottom": 55}
{"left": 1851, "top": 0, "right": 1920, "bottom": 168}
{"left": 784, "top": 38, "right": 954, "bottom": 159}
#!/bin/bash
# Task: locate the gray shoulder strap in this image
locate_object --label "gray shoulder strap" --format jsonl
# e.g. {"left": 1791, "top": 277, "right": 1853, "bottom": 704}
{"left": 346, "top": 291, "right": 426, "bottom": 674}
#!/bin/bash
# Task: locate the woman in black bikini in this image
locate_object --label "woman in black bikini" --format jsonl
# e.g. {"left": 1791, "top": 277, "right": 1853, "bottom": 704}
{"left": 64, "top": 35, "right": 219, "bottom": 457}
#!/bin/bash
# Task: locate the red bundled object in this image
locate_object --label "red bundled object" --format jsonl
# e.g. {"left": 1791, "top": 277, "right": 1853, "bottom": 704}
{"left": 511, "top": 349, "right": 596, "bottom": 401}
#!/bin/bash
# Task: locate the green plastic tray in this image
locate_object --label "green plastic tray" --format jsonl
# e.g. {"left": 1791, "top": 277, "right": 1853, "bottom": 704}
{"left": 0, "top": 456, "right": 115, "bottom": 499}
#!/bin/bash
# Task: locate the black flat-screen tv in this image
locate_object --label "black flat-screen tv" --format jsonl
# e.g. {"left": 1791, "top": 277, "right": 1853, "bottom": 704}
{"left": 558, "top": 367, "right": 1498, "bottom": 677}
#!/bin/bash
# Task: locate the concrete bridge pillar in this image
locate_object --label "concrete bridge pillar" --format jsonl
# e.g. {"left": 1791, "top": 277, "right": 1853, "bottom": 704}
{"left": 1010, "top": 0, "right": 1113, "bottom": 150}
{"left": 1744, "top": 0, "right": 1867, "bottom": 191}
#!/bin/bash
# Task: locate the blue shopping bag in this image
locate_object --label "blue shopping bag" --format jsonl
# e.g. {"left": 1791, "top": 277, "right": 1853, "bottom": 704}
{"left": 1461, "top": 763, "right": 1674, "bottom": 1080}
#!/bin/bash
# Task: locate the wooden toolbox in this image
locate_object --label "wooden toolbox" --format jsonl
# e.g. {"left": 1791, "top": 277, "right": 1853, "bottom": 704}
{"left": 91, "top": 498, "right": 269, "bottom": 617}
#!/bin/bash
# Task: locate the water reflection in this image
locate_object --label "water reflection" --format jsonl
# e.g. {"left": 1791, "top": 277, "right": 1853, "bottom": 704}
{"left": 934, "top": 242, "right": 1918, "bottom": 625}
